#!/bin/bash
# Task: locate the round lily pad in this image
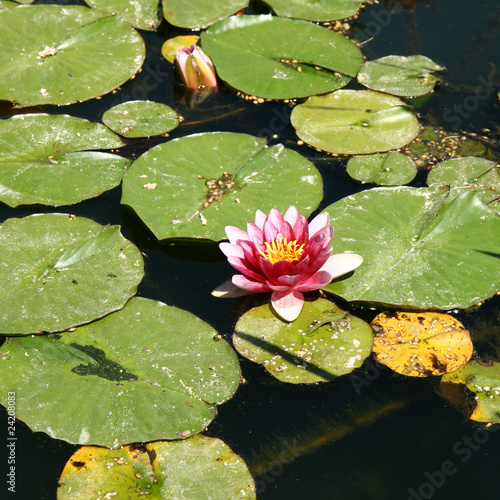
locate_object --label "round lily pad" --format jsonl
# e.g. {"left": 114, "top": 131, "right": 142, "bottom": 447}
{"left": 441, "top": 360, "right": 500, "bottom": 423}
{"left": 201, "top": 15, "right": 363, "bottom": 99}
{"left": 322, "top": 187, "right": 500, "bottom": 309}
{"left": 0, "top": 1, "right": 17, "bottom": 10}
{"left": 427, "top": 157, "right": 500, "bottom": 212}
{"left": 58, "top": 437, "right": 255, "bottom": 499}
{"left": 357, "top": 55, "right": 445, "bottom": 97}
{"left": 346, "top": 151, "right": 417, "bottom": 185}
{"left": 85, "top": 0, "right": 161, "bottom": 31}
{"left": 233, "top": 298, "right": 373, "bottom": 384}
{"left": 261, "top": 0, "right": 364, "bottom": 21}
{"left": 0, "top": 5, "right": 146, "bottom": 107}
{"left": 0, "top": 213, "right": 144, "bottom": 334}
{"left": 371, "top": 311, "right": 473, "bottom": 377}
{"left": 0, "top": 113, "right": 128, "bottom": 207}
{"left": 0, "top": 297, "right": 241, "bottom": 447}
{"left": 102, "top": 101, "right": 180, "bottom": 138}
{"left": 121, "top": 132, "right": 323, "bottom": 241}
{"left": 163, "top": 0, "right": 249, "bottom": 29}
{"left": 291, "top": 90, "right": 420, "bottom": 154}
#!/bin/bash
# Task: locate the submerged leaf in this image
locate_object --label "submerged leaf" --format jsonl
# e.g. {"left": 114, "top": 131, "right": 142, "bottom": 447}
{"left": 371, "top": 311, "right": 473, "bottom": 377}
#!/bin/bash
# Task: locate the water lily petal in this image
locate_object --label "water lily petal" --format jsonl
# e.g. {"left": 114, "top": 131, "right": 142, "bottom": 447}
{"left": 306, "top": 226, "right": 333, "bottom": 256}
{"left": 292, "top": 215, "right": 309, "bottom": 244}
{"left": 219, "top": 241, "right": 244, "bottom": 259}
{"left": 254, "top": 209, "right": 267, "bottom": 229}
{"left": 296, "top": 270, "right": 335, "bottom": 291}
{"left": 271, "top": 290, "right": 305, "bottom": 322}
{"left": 308, "top": 211, "right": 330, "bottom": 237}
{"left": 283, "top": 205, "right": 300, "bottom": 226}
{"left": 246, "top": 222, "right": 263, "bottom": 245}
{"left": 212, "top": 278, "right": 252, "bottom": 298}
{"left": 263, "top": 220, "right": 279, "bottom": 242}
{"left": 268, "top": 208, "right": 285, "bottom": 229}
{"left": 232, "top": 274, "right": 271, "bottom": 293}
{"left": 320, "top": 253, "right": 364, "bottom": 279}
{"left": 276, "top": 274, "right": 302, "bottom": 287}
{"left": 225, "top": 225, "right": 249, "bottom": 245}
{"left": 227, "top": 256, "right": 265, "bottom": 282}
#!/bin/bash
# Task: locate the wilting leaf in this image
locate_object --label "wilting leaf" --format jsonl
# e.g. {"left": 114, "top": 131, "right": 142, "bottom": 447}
{"left": 201, "top": 15, "right": 363, "bottom": 99}
{"left": 357, "top": 55, "right": 444, "bottom": 97}
{"left": 346, "top": 151, "right": 417, "bottom": 185}
{"left": 58, "top": 436, "right": 255, "bottom": 499}
{"left": 233, "top": 298, "right": 373, "bottom": 383}
{"left": 291, "top": 90, "right": 419, "bottom": 154}
{"left": 102, "top": 101, "right": 179, "bottom": 138}
{"left": 371, "top": 311, "right": 473, "bottom": 377}
{"left": 322, "top": 187, "right": 500, "bottom": 309}
{"left": 0, "top": 298, "right": 241, "bottom": 446}
{"left": 441, "top": 360, "right": 500, "bottom": 422}
{"left": 0, "top": 5, "right": 146, "bottom": 106}
{"left": 0, "top": 113, "right": 128, "bottom": 207}
{"left": 0, "top": 213, "right": 144, "bottom": 334}
{"left": 121, "top": 132, "right": 323, "bottom": 241}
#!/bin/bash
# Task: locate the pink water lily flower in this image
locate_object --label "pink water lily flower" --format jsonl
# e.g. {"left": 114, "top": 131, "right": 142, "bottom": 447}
{"left": 212, "top": 206, "right": 363, "bottom": 322}
{"left": 174, "top": 45, "right": 218, "bottom": 90}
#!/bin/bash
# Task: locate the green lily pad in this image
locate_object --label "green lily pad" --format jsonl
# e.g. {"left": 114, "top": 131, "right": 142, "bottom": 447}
{"left": 0, "top": 1, "right": 17, "bottom": 10}
{"left": 121, "top": 132, "right": 323, "bottom": 241}
{"left": 102, "top": 101, "right": 180, "bottom": 138}
{"left": 201, "top": 15, "right": 363, "bottom": 99}
{"left": 58, "top": 437, "right": 255, "bottom": 499}
{"left": 441, "top": 360, "right": 500, "bottom": 423}
{"left": 427, "top": 157, "right": 500, "bottom": 212}
{"left": 261, "top": 0, "right": 364, "bottom": 21}
{"left": 0, "top": 213, "right": 144, "bottom": 334}
{"left": 322, "top": 187, "right": 500, "bottom": 309}
{"left": 357, "top": 55, "right": 445, "bottom": 97}
{"left": 0, "top": 5, "right": 146, "bottom": 107}
{"left": 163, "top": 0, "right": 249, "bottom": 29}
{"left": 291, "top": 90, "right": 420, "bottom": 154}
{"left": 346, "top": 152, "right": 417, "bottom": 185}
{"left": 0, "top": 113, "right": 128, "bottom": 207}
{"left": 85, "top": 0, "right": 161, "bottom": 30}
{"left": 233, "top": 298, "right": 373, "bottom": 384}
{"left": 0, "top": 297, "right": 241, "bottom": 447}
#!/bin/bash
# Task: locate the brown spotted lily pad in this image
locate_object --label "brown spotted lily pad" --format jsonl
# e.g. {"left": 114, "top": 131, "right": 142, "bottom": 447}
{"left": 371, "top": 311, "right": 473, "bottom": 377}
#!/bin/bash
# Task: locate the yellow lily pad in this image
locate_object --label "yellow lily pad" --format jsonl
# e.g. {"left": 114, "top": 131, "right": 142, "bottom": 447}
{"left": 371, "top": 311, "right": 473, "bottom": 377}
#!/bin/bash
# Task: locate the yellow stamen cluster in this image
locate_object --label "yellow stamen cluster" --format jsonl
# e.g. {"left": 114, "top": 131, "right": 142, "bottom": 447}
{"left": 258, "top": 236, "right": 305, "bottom": 265}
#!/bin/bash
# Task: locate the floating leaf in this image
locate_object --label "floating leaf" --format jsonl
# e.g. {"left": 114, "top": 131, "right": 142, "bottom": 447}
{"left": 233, "top": 298, "right": 373, "bottom": 384}
{"left": 0, "top": 298, "right": 241, "bottom": 446}
{"left": 441, "top": 360, "right": 500, "bottom": 422}
{"left": 261, "top": 0, "right": 364, "bottom": 21}
{"left": 427, "top": 157, "right": 500, "bottom": 212}
{"left": 102, "top": 101, "right": 179, "bottom": 138}
{"left": 85, "top": 0, "right": 161, "bottom": 30}
{"left": 357, "top": 55, "right": 444, "bottom": 97}
{"left": 163, "top": 0, "right": 249, "bottom": 29}
{"left": 0, "top": 113, "right": 128, "bottom": 207}
{"left": 0, "top": 5, "right": 146, "bottom": 107}
{"left": 161, "top": 35, "right": 200, "bottom": 63}
{"left": 291, "top": 90, "right": 420, "bottom": 154}
{"left": 0, "top": 1, "right": 17, "bottom": 10}
{"left": 346, "top": 151, "right": 417, "bottom": 185}
{"left": 371, "top": 311, "right": 473, "bottom": 377}
{"left": 121, "top": 132, "right": 323, "bottom": 241}
{"left": 201, "top": 15, "right": 363, "bottom": 99}
{"left": 322, "top": 187, "right": 500, "bottom": 309}
{"left": 58, "top": 437, "right": 255, "bottom": 499}
{"left": 0, "top": 214, "right": 144, "bottom": 334}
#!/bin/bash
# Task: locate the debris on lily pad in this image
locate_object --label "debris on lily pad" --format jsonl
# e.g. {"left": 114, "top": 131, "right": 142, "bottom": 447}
{"left": 346, "top": 151, "right": 417, "bottom": 185}
{"left": 357, "top": 55, "right": 444, "bottom": 97}
{"left": 371, "top": 311, "right": 473, "bottom": 377}
{"left": 233, "top": 298, "right": 373, "bottom": 384}
{"left": 441, "top": 359, "right": 500, "bottom": 423}
{"left": 58, "top": 436, "right": 256, "bottom": 499}
{"left": 102, "top": 101, "right": 180, "bottom": 138}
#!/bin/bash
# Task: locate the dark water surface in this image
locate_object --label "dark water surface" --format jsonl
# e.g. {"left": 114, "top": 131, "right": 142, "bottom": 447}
{"left": 1, "top": 1, "right": 500, "bottom": 499}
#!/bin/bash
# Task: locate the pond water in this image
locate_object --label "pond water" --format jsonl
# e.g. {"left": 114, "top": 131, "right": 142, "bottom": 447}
{"left": 1, "top": 1, "right": 499, "bottom": 499}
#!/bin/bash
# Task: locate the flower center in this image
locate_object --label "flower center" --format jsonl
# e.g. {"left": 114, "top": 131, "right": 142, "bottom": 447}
{"left": 258, "top": 236, "right": 305, "bottom": 265}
